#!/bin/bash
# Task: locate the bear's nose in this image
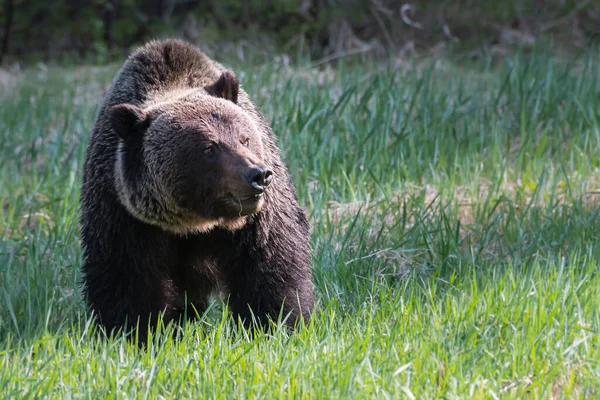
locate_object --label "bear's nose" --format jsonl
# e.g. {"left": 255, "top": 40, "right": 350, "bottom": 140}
{"left": 248, "top": 166, "right": 273, "bottom": 193}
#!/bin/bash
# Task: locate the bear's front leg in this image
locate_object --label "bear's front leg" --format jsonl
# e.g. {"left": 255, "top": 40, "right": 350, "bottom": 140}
{"left": 82, "top": 257, "right": 177, "bottom": 343}
{"left": 81, "top": 217, "right": 179, "bottom": 344}
{"left": 221, "top": 210, "right": 314, "bottom": 330}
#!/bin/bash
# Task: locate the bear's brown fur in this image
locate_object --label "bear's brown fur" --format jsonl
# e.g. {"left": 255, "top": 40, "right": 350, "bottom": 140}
{"left": 80, "top": 39, "right": 313, "bottom": 341}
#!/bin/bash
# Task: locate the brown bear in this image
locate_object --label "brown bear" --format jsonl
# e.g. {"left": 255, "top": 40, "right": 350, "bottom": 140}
{"left": 80, "top": 39, "right": 313, "bottom": 341}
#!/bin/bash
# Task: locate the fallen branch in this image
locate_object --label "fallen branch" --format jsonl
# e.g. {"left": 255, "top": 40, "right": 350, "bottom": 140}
{"left": 310, "top": 46, "right": 373, "bottom": 68}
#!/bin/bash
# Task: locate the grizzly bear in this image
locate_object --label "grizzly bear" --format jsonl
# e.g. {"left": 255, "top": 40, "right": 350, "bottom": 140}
{"left": 80, "top": 39, "right": 313, "bottom": 341}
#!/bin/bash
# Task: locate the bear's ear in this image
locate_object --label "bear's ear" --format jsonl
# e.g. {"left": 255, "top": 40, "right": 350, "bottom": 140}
{"left": 108, "top": 104, "right": 150, "bottom": 140}
{"left": 205, "top": 71, "right": 239, "bottom": 104}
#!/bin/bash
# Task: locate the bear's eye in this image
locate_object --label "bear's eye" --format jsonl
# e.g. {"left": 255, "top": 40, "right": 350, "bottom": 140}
{"left": 241, "top": 138, "right": 250, "bottom": 147}
{"left": 203, "top": 145, "right": 214, "bottom": 154}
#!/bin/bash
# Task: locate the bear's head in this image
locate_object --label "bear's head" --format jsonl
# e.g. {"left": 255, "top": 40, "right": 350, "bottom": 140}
{"left": 109, "top": 71, "right": 272, "bottom": 234}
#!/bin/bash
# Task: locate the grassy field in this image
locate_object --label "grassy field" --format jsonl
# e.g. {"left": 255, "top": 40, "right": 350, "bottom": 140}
{"left": 1, "top": 47, "right": 600, "bottom": 398}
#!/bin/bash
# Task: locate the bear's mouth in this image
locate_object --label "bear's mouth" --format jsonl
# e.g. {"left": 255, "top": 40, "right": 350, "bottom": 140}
{"left": 237, "top": 193, "right": 262, "bottom": 201}
{"left": 229, "top": 193, "right": 264, "bottom": 215}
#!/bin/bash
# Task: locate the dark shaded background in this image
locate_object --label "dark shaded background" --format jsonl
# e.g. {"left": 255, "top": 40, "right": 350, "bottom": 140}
{"left": 0, "top": 0, "right": 599, "bottom": 64}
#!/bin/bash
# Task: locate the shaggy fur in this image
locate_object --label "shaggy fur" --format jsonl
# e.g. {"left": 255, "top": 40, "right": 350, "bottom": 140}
{"left": 80, "top": 39, "right": 313, "bottom": 341}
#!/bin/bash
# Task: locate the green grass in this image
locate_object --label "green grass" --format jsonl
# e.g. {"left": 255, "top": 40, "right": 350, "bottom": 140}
{"left": 2, "top": 47, "right": 600, "bottom": 398}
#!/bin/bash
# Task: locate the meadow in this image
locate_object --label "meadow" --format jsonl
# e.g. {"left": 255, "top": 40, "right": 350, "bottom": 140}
{"left": 1, "top": 47, "right": 600, "bottom": 398}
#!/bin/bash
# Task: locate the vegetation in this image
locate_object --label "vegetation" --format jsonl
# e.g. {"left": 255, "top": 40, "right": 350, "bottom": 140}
{"left": 0, "top": 0, "right": 599, "bottom": 63}
{"left": 1, "top": 45, "right": 600, "bottom": 397}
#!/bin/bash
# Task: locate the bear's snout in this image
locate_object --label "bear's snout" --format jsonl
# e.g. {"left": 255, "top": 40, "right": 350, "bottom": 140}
{"left": 247, "top": 165, "right": 273, "bottom": 194}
